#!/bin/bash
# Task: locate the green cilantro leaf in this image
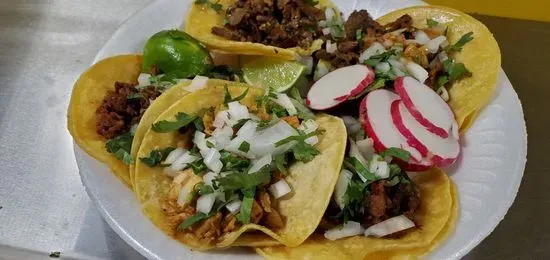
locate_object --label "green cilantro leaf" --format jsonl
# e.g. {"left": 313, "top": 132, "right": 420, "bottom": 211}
{"left": 436, "top": 75, "right": 449, "bottom": 89}
{"left": 197, "top": 183, "right": 215, "bottom": 195}
{"left": 210, "top": 2, "right": 223, "bottom": 13}
{"left": 342, "top": 179, "right": 368, "bottom": 222}
{"left": 288, "top": 87, "right": 314, "bottom": 120}
{"left": 189, "top": 160, "right": 208, "bottom": 175}
{"left": 443, "top": 59, "right": 472, "bottom": 81}
{"left": 448, "top": 32, "right": 474, "bottom": 52}
{"left": 270, "top": 102, "right": 288, "bottom": 118}
{"left": 356, "top": 29, "right": 363, "bottom": 41}
{"left": 126, "top": 93, "right": 143, "bottom": 100}
{"left": 379, "top": 147, "right": 411, "bottom": 162}
{"left": 206, "top": 140, "right": 215, "bottom": 148}
{"left": 106, "top": 132, "right": 134, "bottom": 165}
{"left": 256, "top": 116, "right": 280, "bottom": 131}
{"left": 193, "top": 117, "right": 204, "bottom": 132}
{"left": 152, "top": 112, "right": 198, "bottom": 133}
{"left": 273, "top": 153, "right": 289, "bottom": 176}
{"left": 238, "top": 141, "right": 250, "bottom": 153}
{"left": 304, "top": 0, "right": 319, "bottom": 6}
{"left": 224, "top": 84, "right": 249, "bottom": 103}
{"left": 177, "top": 212, "right": 212, "bottom": 231}
{"left": 290, "top": 141, "right": 319, "bottom": 162}
{"left": 236, "top": 187, "right": 256, "bottom": 224}
{"left": 194, "top": 0, "right": 208, "bottom": 4}
{"left": 215, "top": 167, "right": 271, "bottom": 191}
{"left": 139, "top": 147, "right": 176, "bottom": 167}
{"left": 363, "top": 50, "right": 396, "bottom": 67}
{"left": 220, "top": 151, "right": 250, "bottom": 171}
{"left": 427, "top": 18, "right": 439, "bottom": 27}
{"left": 344, "top": 157, "right": 378, "bottom": 183}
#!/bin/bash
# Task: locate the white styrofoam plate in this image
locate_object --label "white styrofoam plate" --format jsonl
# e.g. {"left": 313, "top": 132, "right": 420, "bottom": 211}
{"left": 75, "top": 0, "right": 527, "bottom": 259}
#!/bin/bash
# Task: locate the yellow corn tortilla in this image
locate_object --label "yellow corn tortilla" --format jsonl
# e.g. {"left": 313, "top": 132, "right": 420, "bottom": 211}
{"left": 255, "top": 168, "right": 454, "bottom": 259}
{"left": 68, "top": 55, "right": 142, "bottom": 188}
{"left": 363, "top": 182, "right": 459, "bottom": 260}
{"left": 377, "top": 6, "right": 501, "bottom": 133}
{"left": 134, "top": 84, "right": 348, "bottom": 250}
{"left": 183, "top": 0, "right": 333, "bottom": 60}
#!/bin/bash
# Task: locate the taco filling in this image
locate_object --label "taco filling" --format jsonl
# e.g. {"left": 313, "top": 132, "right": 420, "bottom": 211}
{"left": 209, "top": 0, "right": 331, "bottom": 49}
{"left": 319, "top": 130, "right": 421, "bottom": 240}
{"left": 313, "top": 10, "right": 474, "bottom": 96}
{"left": 140, "top": 87, "right": 324, "bottom": 245}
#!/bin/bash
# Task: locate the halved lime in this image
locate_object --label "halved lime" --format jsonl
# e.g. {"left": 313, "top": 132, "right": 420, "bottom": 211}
{"left": 241, "top": 56, "right": 305, "bottom": 92}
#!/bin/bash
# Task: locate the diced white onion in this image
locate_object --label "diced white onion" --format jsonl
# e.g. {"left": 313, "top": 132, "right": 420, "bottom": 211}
{"left": 318, "top": 20, "right": 327, "bottom": 27}
{"left": 166, "top": 151, "right": 199, "bottom": 175}
{"left": 193, "top": 131, "right": 208, "bottom": 151}
{"left": 388, "top": 59, "right": 406, "bottom": 71}
{"left": 227, "top": 101, "right": 250, "bottom": 122}
{"left": 437, "top": 86, "right": 450, "bottom": 102}
{"left": 413, "top": 30, "right": 431, "bottom": 45}
{"left": 138, "top": 73, "right": 151, "bottom": 87}
{"left": 364, "top": 215, "right": 415, "bottom": 238}
{"left": 369, "top": 155, "right": 380, "bottom": 173}
{"left": 375, "top": 62, "right": 391, "bottom": 73}
{"left": 375, "top": 161, "right": 390, "bottom": 179}
{"left": 273, "top": 93, "right": 297, "bottom": 116}
{"left": 163, "top": 147, "right": 186, "bottom": 165}
{"left": 405, "top": 60, "right": 429, "bottom": 83}
{"left": 305, "top": 136, "right": 319, "bottom": 145}
{"left": 405, "top": 39, "right": 419, "bottom": 45}
{"left": 249, "top": 154, "right": 272, "bottom": 174}
{"left": 382, "top": 39, "right": 393, "bottom": 48}
{"left": 426, "top": 35, "right": 447, "bottom": 54}
{"left": 326, "top": 40, "right": 337, "bottom": 54}
{"left": 325, "top": 8, "right": 335, "bottom": 22}
{"left": 359, "top": 42, "right": 386, "bottom": 63}
{"left": 196, "top": 193, "right": 217, "bottom": 214}
{"left": 314, "top": 60, "right": 332, "bottom": 81}
{"left": 177, "top": 187, "right": 191, "bottom": 207}
{"left": 440, "top": 39, "right": 449, "bottom": 48}
{"left": 349, "top": 139, "right": 368, "bottom": 182}
{"left": 298, "top": 119, "right": 318, "bottom": 134}
{"left": 334, "top": 169, "right": 353, "bottom": 209}
{"left": 356, "top": 138, "right": 375, "bottom": 160}
{"left": 211, "top": 125, "right": 233, "bottom": 150}
{"left": 437, "top": 51, "right": 449, "bottom": 62}
{"left": 341, "top": 116, "right": 361, "bottom": 135}
{"left": 213, "top": 110, "right": 230, "bottom": 128}
{"left": 299, "top": 56, "right": 314, "bottom": 75}
{"left": 248, "top": 120, "right": 298, "bottom": 157}
{"left": 202, "top": 148, "right": 223, "bottom": 173}
{"left": 268, "top": 179, "right": 291, "bottom": 199}
{"left": 322, "top": 27, "right": 331, "bottom": 35}
{"left": 187, "top": 75, "right": 209, "bottom": 92}
{"left": 401, "top": 143, "right": 423, "bottom": 162}
{"left": 202, "top": 171, "right": 217, "bottom": 186}
{"left": 225, "top": 200, "right": 242, "bottom": 214}
{"left": 236, "top": 120, "right": 257, "bottom": 139}
{"left": 325, "top": 221, "right": 365, "bottom": 241}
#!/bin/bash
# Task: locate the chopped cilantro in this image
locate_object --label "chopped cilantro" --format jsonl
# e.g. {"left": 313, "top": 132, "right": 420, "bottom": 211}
{"left": 194, "top": 0, "right": 223, "bottom": 13}
{"left": 197, "top": 183, "right": 215, "bottom": 195}
{"left": 236, "top": 187, "right": 256, "bottom": 224}
{"left": 106, "top": 132, "right": 134, "bottom": 165}
{"left": 215, "top": 167, "right": 271, "bottom": 191}
{"left": 206, "top": 140, "right": 215, "bottom": 148}
{"left": 356, "top": 29, "right": 363, "bottom": 41}
{"left": 152, "top": 112, "right": 198, "bottom": 133}
{"left": 344, "top": 157, "right": 378, "bottom": 183}
{"left": 330, "top": 18, "right": 345, "bottom": 39}
{"left": 448, "top": 32, "right": 474, "bottom": 52}
{"left": 304, "top": 0, "right": 319, "bottom": 6}
{"left": 427, "top": 18, "right": 439, "bottom": 27}
{"left": 342, "top": 179, "right": 368, "bottom": 222}
{"left": 290, "top": 141, "right": 319, "bottom": 162}
{"left": 224, "top": 84, "right": 249, "bottom": 103}
{"left": 288, "top": 87, "right": 314, "bottom": 120}
{"left": 273, "top": 153, "right": 289, "bottom": 176}
{"left": 177, "top": 212, "right": 212, "bottom": 230}
{"left": 193, "top": 117, "right": 204, "bottom": 132}
{"left": 189, "top": 160, "right": 208, "bottom": 175}
{"left": 238, "top": 141, "right": 250, "bottom": 152}
{"left": 363, "top": 50, "right": 396, "bottom": 66}
{"left": 436, "top": 75, "right": 449, "bottom": 89}
{"left": 139, "top": 147, "right": 175, "bottom": 167}
{"left": 443, "top": 59, "right": 472, "bottom": 81}
{"left": 379, "top": 147, "right": 411, "bottom": 162}
{"left": 126, "top": 93, "right": 143, "bottom": 100}
{"left": 257, "top": 116, "right": 280, "bottom": 131}
{"left": 220, "top": 151, "right": 250, "bottom": 171}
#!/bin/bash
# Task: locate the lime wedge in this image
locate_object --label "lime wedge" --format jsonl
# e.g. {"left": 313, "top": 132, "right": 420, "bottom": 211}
{"left": 241, "top": 56, "right": 305, "bottom": 92}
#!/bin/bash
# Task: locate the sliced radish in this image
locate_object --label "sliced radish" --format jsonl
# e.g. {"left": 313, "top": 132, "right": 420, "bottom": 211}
{"left": 307, "top": 65, "right": 374, "bottom": 110}
{"left": 395, "top": 76, "right": 454, "bottom": 138}
{"left": 391, "top": 100, "right": 460, "bottom": 167}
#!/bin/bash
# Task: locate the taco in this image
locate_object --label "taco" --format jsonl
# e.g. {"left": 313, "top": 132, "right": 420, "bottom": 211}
{"left": 68, "top": 55, "right": 199, "bottom": 188}
{"left": 184, "top": 0, "right": 340, "bottom": 60}
{"left": 134, "top": 83, "right": 347, "bottom": 250}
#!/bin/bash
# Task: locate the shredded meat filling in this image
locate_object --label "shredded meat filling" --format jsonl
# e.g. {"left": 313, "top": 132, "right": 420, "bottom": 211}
{"left": 362, "top": 180, "right": 420, "bottom": 227}
{"left": 211, "top": 0, "right": 325, "bottom": 49}
{"left": 96, "top": 82, "right": 160, "bottom": 139}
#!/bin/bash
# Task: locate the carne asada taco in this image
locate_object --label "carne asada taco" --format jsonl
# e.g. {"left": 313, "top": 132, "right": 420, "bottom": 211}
{"left": 256, "top": 166, "right": 456, "bottom": 259}
{"left": 134, "top": 83, "right": 347, "bottom": 250}
{"left": 184, "top": 0, "right": 339, "bottom": 60}
{"left": 68, "top": 55, "right": 201, "bottom": 188}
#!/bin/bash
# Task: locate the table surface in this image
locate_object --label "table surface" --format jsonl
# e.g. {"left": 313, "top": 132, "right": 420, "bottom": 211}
{"left": 0, "top": 1, "right": 546, "bottom": 259}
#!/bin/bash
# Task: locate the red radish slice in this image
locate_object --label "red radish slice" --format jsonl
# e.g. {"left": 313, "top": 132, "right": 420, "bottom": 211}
{"left": 391, "top": 100, "right": 460, "bottom": 167}
{"left": 307, "top": 65, "right": 374, "bottom": 110}
{"left": 395, "top": 76, "right": 454, "bottom": 138}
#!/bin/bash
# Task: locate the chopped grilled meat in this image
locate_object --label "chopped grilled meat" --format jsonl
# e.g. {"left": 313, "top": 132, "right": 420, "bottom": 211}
{"left": 315, "top": 48, "right": 359, "bottom": 69}
{"left": 362, "top": 180, "right": 420, "bottom": 228}
{"left": 250, "top": 200, "right": 264, "bottom": 224}
{"left": 338, "top": 41, "right": 358, "bottom": 52}
{"left": 212, "top": 0, "right": 325, "bottom": 49}
{"left": 222, "top": 214, "right": 241, "bottom": 233}
{"left": 344, "top": 10, "right": 384, "bottom": 40}
{"left": 426, "top": 59, "right": 445, "bottom": 89}
{"left": 193, "top": 212, "right": 223, "bottom": 244}
{"left": 257, "top": 191, "right": 272, "bottom": 213}
{"left": 96, "top": 82, "right": 160, "bottom": 139}
{"left": 383, "top": 14, "right": 413, "bottom": 32}
{"left": 281, "top": 116, "right": 300, "bottom": 128}
{"left": 365, "top": 181, "right": 389, "bottom": 225}
{"left": 162, "top": 199, "right": 196, "bottom": 236}
{"left": 404, "top": 44, "right": 429, "bottom": 68}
